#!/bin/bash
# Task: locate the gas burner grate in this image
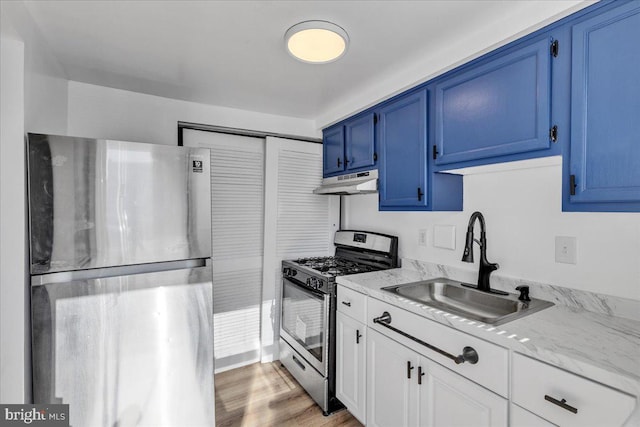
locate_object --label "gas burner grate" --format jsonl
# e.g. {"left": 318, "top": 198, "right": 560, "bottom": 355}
{"left": 294, "top": 256, "right": 379, "bottom": 277}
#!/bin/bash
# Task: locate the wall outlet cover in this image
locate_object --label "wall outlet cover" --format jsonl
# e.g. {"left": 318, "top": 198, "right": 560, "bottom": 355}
{"left": 433, "top": 225, "right": 456, "bottom": 250}
{"left": 555, "top": 236, "right": 577, "bottom": 264}
{"left": 418, "top": 229, "right": 427, "bottom": 247}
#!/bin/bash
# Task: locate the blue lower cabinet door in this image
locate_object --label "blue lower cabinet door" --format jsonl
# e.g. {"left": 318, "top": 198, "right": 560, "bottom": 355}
{"left": 378, "top": 90, "right": 428, "bottom": 208}
{"left": 569, "top": 2, "right": 640, "bottom": 205}
{"left": 434, "top": 36, "right": 552, "bottom": 165}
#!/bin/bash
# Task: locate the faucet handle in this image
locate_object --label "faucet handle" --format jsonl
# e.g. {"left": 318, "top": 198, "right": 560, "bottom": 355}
{"left": 516, "top": 285, "right": 531, "bottom": 302}
{"left": 486, "top": 262, "right": 499, "bottom": 273}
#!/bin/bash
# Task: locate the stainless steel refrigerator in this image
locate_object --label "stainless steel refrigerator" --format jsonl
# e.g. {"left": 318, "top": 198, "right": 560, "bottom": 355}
{"left": 27, "top": 133, "right": 214, "bottom": 426}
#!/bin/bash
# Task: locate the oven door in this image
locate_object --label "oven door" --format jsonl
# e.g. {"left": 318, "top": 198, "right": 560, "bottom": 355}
{"left": 280, "top": 277, "right": 330, "bottom": 376}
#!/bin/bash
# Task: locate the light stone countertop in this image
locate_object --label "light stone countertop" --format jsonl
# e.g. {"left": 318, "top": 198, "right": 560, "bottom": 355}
{"left": 336, "top": 265, "right": 640, "bottom": 398}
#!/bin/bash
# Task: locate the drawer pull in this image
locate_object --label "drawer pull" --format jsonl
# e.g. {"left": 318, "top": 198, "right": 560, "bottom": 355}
{"left": 373, "top": 311, "right": 478, "bottom": 365}
{"left": 292, "top": 355, "right": 306, "bottom": 371}
{"left": 341, "top": 301, "right": 352, "bottom": 307}
{"left": 544, "top": 395, "right": 578, "bottom": 414}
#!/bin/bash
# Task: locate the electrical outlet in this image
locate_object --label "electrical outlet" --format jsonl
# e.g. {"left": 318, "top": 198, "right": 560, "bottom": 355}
{"left": 555, "top": 236, "right": 577, "bottom": 264}
{"left": 418, "top": 229, "right": 427, "bottom": 247}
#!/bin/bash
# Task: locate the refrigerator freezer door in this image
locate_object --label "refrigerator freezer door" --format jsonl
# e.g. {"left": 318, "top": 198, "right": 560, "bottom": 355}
{"left": 27, "top": 133, "right": 212, "bottom": 274}
{"left": 31, "top": 266, "right": 214, "bottom": 427}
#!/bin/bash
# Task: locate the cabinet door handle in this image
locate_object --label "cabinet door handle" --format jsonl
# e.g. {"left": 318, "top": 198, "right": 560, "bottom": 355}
{"left": 407, "top": 361, "right": 414, "bottom": 379}
{"left": 417, "top": 187, "right": 424, "bottom": 201}
{"left": 356, "top": 329, "right": 362, "bottom": 344}
{"left": 341, "top": 301, "right": 351, "bottom": 307}
{"left": 337, "top": 157, "right": 342, "bottom": 168}
{"left": 544, "top": 395, "right": 578, "bottom": 414}
{"left": 418, "top": 366, "right": 425, "bottom": 385}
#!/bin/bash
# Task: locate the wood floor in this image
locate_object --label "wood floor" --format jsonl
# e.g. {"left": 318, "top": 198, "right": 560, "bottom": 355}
{"left": 214, "top": 362, "right": 363, "bottom": 427}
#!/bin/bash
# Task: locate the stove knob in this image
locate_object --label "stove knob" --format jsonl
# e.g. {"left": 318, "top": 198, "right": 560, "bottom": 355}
{"left": 283, "top": 267, "right": 291, "bottom": 277}
{"left": 306, "top": 278, "right": 311, "bottom": 286}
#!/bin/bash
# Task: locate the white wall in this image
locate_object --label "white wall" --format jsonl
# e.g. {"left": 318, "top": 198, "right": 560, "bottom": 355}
{"left": 0, "top": 36, "right": 28, "bottom": 405}
{"left": 1, "top": 1, "right": 69, "bottom": 403}
{"left": 342, "top": 162, "right": 640, "bottom": 301}
{"left": 1, "top": 0, "right": 69, "bottom": 134}
{"left": 67, "top": 81, "right": 319, "bottom": 145}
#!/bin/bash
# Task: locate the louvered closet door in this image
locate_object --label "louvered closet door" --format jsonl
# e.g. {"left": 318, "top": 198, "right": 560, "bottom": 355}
{"left": 183, "top": 129, "right": 265, "bottom": 372}
{"left": 262, "top": 136, "right": 340, "bottom": 362}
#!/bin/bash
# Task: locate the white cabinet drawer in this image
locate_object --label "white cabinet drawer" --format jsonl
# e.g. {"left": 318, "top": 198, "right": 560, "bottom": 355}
{"left": 367, "top": 297, "right": 508, "bottom": 397}
{"left": 337, "top": 285, "right": 367, "bottom": 323}
{"left": 512, "top": 353, "right": 637, "bottom": 427}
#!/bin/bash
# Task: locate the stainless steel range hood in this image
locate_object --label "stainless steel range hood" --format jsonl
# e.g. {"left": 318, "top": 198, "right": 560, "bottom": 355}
{"left": 313, "top": 169, "right": 378, "bottom": 195}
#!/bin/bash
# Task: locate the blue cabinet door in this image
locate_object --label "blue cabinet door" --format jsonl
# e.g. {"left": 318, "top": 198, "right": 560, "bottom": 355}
{"left": 323, "top": 124, "right": 345, "bottom": 176}
{"left": 567, "top": 1, "right": 640, "bottom": 209}
{"left": 434, "top": 36, "right": 553, "bottom": 166}
{"left": 345, "top": 113, "right": 376, "bottom": 171}
{"left": 378, "top": 90, "right": 429, "bottom": 208}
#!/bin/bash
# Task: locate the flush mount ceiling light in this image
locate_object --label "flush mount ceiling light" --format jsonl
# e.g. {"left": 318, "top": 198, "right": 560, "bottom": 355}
{"left": 285, "top": 20, "right": 349, "bottom": 64}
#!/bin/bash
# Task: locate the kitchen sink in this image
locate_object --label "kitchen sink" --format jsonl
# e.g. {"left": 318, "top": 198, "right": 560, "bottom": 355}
{"left": 381, "top": 278, "right": 553, "bottom": 326}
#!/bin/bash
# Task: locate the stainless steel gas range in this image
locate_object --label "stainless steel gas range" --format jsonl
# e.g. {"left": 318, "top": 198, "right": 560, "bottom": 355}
{"left": 279, "top": 230, "right": 399, "bottom": 415}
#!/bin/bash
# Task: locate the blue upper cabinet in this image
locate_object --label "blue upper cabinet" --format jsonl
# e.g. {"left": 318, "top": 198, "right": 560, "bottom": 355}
{"left": 322, "top": 124, "right": 345, "bottom": 176}
{"left": 378, "top": 90, "right": 429, "bottom": 209}
{"left": 434, "top": 36, "right": 555, "bottom": 167}
{"left": 345, "top": 113, "right": 376, "bottom": 171}
{"left": 378, "top": 89, "right": 462, "bottom": 211}
{"left": 565, "top": 1, "right": 640, "bottom": 211}
{"left": 323, "top": 113, "right": 376, "bottom": 177}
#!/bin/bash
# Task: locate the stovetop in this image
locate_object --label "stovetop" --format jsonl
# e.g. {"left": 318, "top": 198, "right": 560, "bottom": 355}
{"left": 282, "top": 230, "right": 399, "bottom": 294}
{"left": 292, "top": 256, "right": 380, "bottom": 277}
{"left": 283, "top": 256, "right": 384, "bottom": 294}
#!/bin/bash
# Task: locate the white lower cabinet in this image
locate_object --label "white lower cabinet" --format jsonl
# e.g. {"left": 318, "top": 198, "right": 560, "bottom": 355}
{"left": 510, "top": 403, "right": 556, "bottom": 427}
{"left": 512, "top": 353, "right": 637, "bottom": 427}
{"left": 336, "top": 311, "right": 367, "bottom": 424}
{"left": 367, "top": 329, "right": 508, "bottom": 427}
{"left": 336, "top": 290, "right": 638, "bottom": 427}
{"left": 367, "top": 329, "right": 417, "bottom": 427}
{"left": 421, "top": 361, "right": 508, "bottom": 426}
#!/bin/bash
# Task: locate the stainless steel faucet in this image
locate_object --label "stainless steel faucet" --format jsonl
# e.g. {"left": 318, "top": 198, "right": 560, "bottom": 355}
{"left": 461, "top": 211, "right": 507, "bottom": 295}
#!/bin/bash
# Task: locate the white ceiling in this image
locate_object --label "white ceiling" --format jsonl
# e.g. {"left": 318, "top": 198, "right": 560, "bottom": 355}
{"left": 22, "top": 1, "right": 589, "bottom": 123}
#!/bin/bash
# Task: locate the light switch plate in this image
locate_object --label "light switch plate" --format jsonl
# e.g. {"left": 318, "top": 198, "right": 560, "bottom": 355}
{"left": 555, "top": 236, "right": 577, "bottom": 264}
{"left": 433, "top": 225, "right": 456, "bottom": 250}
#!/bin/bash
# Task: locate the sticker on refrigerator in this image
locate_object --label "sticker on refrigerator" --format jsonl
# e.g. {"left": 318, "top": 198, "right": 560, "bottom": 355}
{"left": 192, "top": 159, "right": 203, "bottom": 173}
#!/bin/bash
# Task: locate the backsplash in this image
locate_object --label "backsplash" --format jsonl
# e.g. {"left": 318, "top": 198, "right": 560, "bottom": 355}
{"left": 402, "top": 258, "right": 640, "bottom": 322}
{"left": 342, "top": 163, "right": 640, "bottom": 302}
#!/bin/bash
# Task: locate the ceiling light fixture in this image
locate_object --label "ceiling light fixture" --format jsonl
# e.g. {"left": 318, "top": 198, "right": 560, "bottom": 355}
{"left": 285, "top": 20, "right": 349, "bottom": 64}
